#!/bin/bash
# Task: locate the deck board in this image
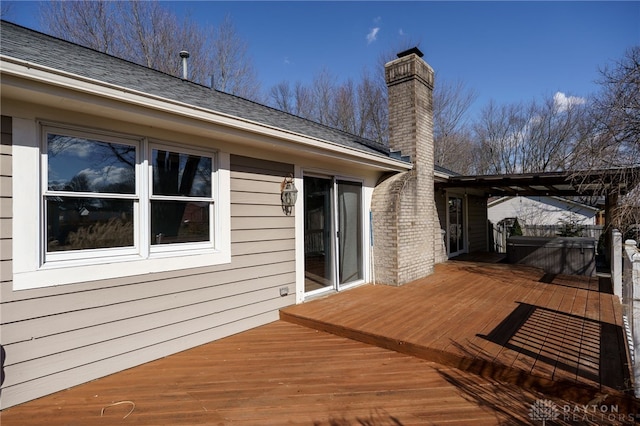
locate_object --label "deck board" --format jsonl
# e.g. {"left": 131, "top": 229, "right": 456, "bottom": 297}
{"left": 2, "top": 321, "right": 562, "bottom": 426}
{"left": 281, "top": 261, "right": 637, "bottom": 410}
{"left": 2, "top": 260, "right": 638, "bottom": 424}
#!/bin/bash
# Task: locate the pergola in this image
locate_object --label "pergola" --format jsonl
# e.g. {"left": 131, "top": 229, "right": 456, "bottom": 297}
{"left": 434, "top": 167, "right": 640, "bottom": 198}
{"left": 435, "top": 167, "right": 640, "bottom": 258}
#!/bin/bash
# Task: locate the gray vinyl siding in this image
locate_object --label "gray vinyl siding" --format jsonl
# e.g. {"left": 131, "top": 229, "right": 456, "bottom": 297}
{"left": 0, "top": 149, "right": 296, "bottom": 409}
{"left": 467, "top": 195, "right": 488, "bottom": 253}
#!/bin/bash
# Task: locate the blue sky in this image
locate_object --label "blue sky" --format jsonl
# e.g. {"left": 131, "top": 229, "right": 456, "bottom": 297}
{"left": 3, "top": 1, "right": 639, "bottom": 119}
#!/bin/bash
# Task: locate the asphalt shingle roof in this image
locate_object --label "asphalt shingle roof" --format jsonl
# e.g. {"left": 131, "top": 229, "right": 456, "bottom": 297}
{"left": 1, "top": 20, "right": 398, "bottom": 160}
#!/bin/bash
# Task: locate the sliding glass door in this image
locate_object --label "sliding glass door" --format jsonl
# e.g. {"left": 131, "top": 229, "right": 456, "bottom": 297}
{"left": 304, "top": 176, "right": 363, "bottom": 294}
{"left": 447, "top": 195, "right": 465, "bottom": 257}
{"left": 303, "top": 176, "right": 334, "bottom": 292}
{"left": 337, "top": 180, "right": 363, "bottom": 284}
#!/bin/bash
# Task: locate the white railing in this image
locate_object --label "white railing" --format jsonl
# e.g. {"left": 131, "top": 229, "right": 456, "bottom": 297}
{"left": 620, "top": 235, "right": 640, "bottom": 397}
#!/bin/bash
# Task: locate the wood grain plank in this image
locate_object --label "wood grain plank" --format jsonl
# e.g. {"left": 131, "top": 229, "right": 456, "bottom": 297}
{"left": 0, "top": 321, "right": 575, "bottom": 425}
{"left": 281, "top": 260, "right": 634, "bottom": 407}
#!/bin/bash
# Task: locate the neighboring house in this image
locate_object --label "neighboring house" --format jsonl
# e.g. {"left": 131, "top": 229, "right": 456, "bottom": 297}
{"left": 487, "top": 195, "right": 602, "bottom": 253}
{"left": 488, "top": 196, "right": 600, "bottom": 228}
{"left": 0, "top": 22, "right": 444, "bottom": 408}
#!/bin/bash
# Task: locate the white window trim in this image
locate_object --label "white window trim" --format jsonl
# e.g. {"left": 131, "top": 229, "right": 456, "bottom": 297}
{"left": 12, "top": 118, "right": 230, "bottom": 290}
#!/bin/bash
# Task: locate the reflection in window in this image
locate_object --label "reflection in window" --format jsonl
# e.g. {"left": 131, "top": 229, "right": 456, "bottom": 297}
{"left": 152, "top": 149, "right": 211, "bottom": 197}
{"left": 45, "top": 133, "right": 137, "bottom": 253}
{"left": 46, "top": 197, "right": 134, "bottom": 251}
{"left": 42, "top": 127, "right": 217, "bottom": 258}
{"left": 151, "top": 201, "right": 209, "bottom": 244}
{"left": 48, "top": 135, "right": 136, "bottom": 194}
{"left": 151, "top": 147, "right": 214, "bottom": 246}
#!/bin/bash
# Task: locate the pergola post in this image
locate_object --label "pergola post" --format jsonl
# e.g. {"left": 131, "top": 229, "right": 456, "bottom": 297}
{"left": 605, "top": 191, "right": 619, "bottom": 265}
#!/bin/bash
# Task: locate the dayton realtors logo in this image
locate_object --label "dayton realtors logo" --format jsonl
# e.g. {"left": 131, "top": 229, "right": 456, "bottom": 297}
{"left": 529, "top": 400, "right": 559, "bottom": 425}
{"left": 529, "top": 399, "right": 636, "bottom": 424}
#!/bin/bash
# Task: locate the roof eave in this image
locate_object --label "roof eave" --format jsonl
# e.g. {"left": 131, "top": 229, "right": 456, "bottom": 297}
{"left": 0, "top": 56, "right": 412, "bottom": 173}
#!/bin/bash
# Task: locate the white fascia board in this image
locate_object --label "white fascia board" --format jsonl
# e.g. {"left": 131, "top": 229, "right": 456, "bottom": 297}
{"left": 434, "top": 170, "right": 450, "bottom": 181}
{"left": 487, "top": 196, "right": 511, "bottom": 208}
{"left": 0, "top": 56, "right": 412, "bottom": 173}
{"left": 548, "top": 196, "right": 600, "bottom": 212}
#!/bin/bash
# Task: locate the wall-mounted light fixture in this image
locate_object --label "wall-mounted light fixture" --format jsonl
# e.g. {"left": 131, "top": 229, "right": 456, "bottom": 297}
{"left": 280, "top": 174, "right": 298, "bottom": 215}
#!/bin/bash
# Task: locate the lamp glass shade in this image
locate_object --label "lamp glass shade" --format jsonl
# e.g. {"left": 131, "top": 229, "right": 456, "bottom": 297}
{"left": 281, "top": 182, "right": 298, "bottom": 206}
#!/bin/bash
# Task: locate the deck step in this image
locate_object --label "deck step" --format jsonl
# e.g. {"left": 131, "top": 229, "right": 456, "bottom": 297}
{"left": 280, "top": 261, "right": 639, "bottom": 412}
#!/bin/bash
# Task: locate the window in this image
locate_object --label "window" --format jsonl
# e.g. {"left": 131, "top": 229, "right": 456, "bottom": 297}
{"left": 12, "top": 121, "right": 231, "bottom": 290}
{"left": 45, "top": 132, "right": 138, "bottom": 255}
{"left": 150, "top": 147, "right": 213, "bottom": 246}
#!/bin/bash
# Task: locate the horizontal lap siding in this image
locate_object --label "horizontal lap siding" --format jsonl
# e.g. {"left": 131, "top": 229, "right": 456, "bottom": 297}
{"left": 468, "top": 195, "right": 487, "bottom": 252}
{"left": 0, "top": 151, "right": 296, "bottom": 409}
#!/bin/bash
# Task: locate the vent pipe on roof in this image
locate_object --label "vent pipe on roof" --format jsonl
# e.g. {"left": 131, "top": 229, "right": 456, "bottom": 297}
{"left": 179, "top": 50, "right": 190, "bottom": 80}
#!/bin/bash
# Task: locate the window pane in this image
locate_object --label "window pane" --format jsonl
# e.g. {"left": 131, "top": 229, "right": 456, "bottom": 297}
{"left": 47, "top": 134, "right": 136, "bottom": 194}
{"left": 46, "top": 197, "right": 134, "bottom": 252}
{"left": 151, "top": 201, "right": 210, "bottom": 245}
{"left": 152, "top": 150, "right": 212, "bottom": 197}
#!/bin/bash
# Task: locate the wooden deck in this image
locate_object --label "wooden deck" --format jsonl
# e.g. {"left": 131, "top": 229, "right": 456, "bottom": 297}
{"left": 2, "top": 321, "right": 577, "bottom": 426}
{"left": 282, "top": 261, "right": 637, "bottom": 411}
{"left": 2, "top": 260, "right": 639, "bottom": 424}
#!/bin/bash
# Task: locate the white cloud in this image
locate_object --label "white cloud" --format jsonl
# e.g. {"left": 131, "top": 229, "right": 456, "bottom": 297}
{"left": 553, "top": 92, "right": 586, "bottom": 112}
{"left": 398, "top": 28, "right": 406, "bottom": 36}
{"left": 78, "top": 166, "right": 134, "bottom": 191}
{"left": 48, "top": 137, "right": 95, "bottom": 158}
{"left": 366, "top": 27, "right": 380, "bottom": 44}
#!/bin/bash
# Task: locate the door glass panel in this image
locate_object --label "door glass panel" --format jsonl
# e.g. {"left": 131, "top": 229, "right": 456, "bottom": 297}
{"left": 448, "top": 196, "right": 464, "bottom": 254}
{"left": 338, "top": 180, "right": 363, "bottom": 285}
{"left": 304, "top": 176, "right": 334, "bottom": 292}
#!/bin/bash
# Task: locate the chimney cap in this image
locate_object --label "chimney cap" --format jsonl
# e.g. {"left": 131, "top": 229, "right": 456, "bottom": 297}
{"left": 396, "top": 47, "right": 423, "bottom": 58}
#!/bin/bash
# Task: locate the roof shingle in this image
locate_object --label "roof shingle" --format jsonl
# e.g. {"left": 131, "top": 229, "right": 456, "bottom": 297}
{"left": 0, "top": 20, "right": 398, "bottom": 161}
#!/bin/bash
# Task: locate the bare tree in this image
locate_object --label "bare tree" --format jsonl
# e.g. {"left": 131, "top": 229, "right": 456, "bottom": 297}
{"left": 332, "top": 79, "right": 357, "bottom": 134}
{"left": 269, "top": 81, "right": 295, "bottom": 114}
{"left": 580, "top": 46, "right": 640, "bottom": 170}
{"left": 208, "top": 15, "right": 261, "bottom": 100}
{"left": 473, "top": 93, "right": 589, "bottom": 175}
{"left": 474, "top": 101, "right": 528, "bottom": 174}
{"left": 41, "top": 0, "right": 124, "bottom": 56}
{"left": 527, "top": 94, "right": 588, "bottom": 172}
{"left": 356, "top": 69, "right": 388, "bottom": 144}
{"left": 268, "top": 68, "right": 389, "bottom": 143}
{"left": 268, "top": 80, "right": 316, "bottom": 120}
{"left": 572, "top": 46, "right": 640, "bottom": 237}
{"left": 293, "top": 82, "right": 315, "bottom": 118}
{"left": 120, "top": 1, "right": 209, "bottom": 78}
{"left": 39, "top": 1, "right": 261, "bottom": 100}
{"left": 1, "top": 2, "right": 13, "bottom": 20}
{"left": 310, "top": 68, "right": 336, "bottom": 126}
{"left": 433, "top": 79, "right": 477, "bottom": 174}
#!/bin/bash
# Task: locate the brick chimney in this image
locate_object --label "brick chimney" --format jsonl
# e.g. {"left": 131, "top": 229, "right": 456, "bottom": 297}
{"left": 371, "top": 47, "right": 435, "bottom": 286}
